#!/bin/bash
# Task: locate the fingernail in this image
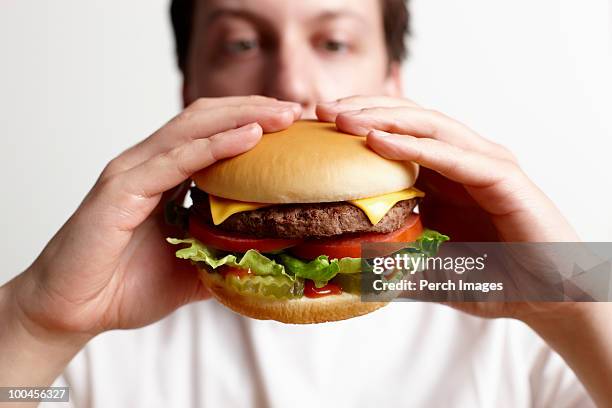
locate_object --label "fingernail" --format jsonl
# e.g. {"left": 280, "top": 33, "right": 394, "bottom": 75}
{"left": 243, "top": 122, "right": 260, "bottom": 131}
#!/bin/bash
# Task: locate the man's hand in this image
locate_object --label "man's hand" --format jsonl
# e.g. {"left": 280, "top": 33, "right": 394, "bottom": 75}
{"left": 318, "top": 95, "right": 579, "bottom": 244}
{"left": 318, "top": 96, "right": 611, "bottom": 407}
{"left": 317, "top": 95, "right": 584, "bottom": 318}
{"left": 0, "top": 96, "right": 301, "bottom": 388}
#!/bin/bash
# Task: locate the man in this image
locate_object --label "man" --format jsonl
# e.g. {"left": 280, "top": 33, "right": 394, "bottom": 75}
{"left": 0, "top": 0, "right": 610, "bottom": 406}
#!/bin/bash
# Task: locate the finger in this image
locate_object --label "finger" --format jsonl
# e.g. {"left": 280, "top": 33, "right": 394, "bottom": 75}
{"left": 316, "top": 95, "right": 420, "bottom": 122}
{"left": 104, "top": 102, "right": 299, "bottom": 178}
{"left": 367, "top": 129, "right": 515, "bottom": 190}
{"left": 336, "top": 106, "right": 516, "bottom": 162}
{"left": 367, "top": 130, "right": 535, "bottom": 218}
{"left": 129, "top": 122, "right": 262, "bottom": 197}
{"left": 108, "top": 104, "right": 297, "bottom": 176}
{"left": 188, "top": 95, "right": 301, "bottom": 113}
{"left": 102, "top": 123, "right": 263, "bottom": 230}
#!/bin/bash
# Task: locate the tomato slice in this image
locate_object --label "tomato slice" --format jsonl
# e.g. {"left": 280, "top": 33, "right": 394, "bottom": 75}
{"left": 289, "top": 214, "right": 423, "bottom": 260}
{"left": 188, "top": 216, "right": 302, "bottom": 253}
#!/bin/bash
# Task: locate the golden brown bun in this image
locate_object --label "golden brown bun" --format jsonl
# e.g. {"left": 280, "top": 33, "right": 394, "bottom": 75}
{"left": 198, "top": 267, "right": 387, "bottom": 324}
{"left": 193, "top": 120, "right": 419, "bottom": 203}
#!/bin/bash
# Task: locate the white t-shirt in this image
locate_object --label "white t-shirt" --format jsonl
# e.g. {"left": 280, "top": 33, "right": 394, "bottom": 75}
{"left": 47, "top": 300, "right": 593, "bottom": 408}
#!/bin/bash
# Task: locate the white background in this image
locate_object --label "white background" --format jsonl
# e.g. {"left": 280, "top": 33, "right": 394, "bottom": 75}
{"left": 1, "top": 0, "right": 610, "bottom": 285}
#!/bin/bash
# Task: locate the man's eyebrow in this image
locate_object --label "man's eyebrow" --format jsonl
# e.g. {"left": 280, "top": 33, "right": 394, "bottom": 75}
{"left": 204, "top": 8, "right": 271, "bottom": 28}
{"left": 203, "top": 8, "right": 368, "bottom": 27}
{"left": 312, "top": 10, "right": 369, "bottom": 25}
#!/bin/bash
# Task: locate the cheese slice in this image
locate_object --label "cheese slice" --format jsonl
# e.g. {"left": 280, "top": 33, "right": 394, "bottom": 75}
{"left": 208, "top": 187, "right": 425, "bottom": 226}
{"left": 348, "top": 188, "right": 425, "bottom": 225}
{"left": 209, "top": 195, "right": 271, "bottom": 225}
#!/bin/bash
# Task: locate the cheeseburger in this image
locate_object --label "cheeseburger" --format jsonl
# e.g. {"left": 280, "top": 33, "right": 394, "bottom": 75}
{"left": 168, "top": 120, "right": 446, "bottom": 324}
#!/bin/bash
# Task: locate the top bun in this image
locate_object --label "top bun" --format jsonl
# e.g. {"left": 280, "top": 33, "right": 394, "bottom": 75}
{"left": 193, "top": 120, "right": 419, "bottom": 203}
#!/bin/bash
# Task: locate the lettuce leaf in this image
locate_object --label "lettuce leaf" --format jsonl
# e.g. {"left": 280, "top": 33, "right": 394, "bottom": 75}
{"left": 379, "top": 229, "right": 449, "bottom": 275}
{"left": 276, "top": 254, "right": 340, "bottom": 288}
{"left": 166, "top": 238, "right": 286, "bottom": 277}
{"left": 167, "top": 229, "right": 449, "bottom": 289}
{"left": 225, "top": 274, "right": 304, "bottom": 299}
{"left": 337, "top": 257, "right": 362, "bottom": 274}
{"left": 413, "top": 229, "right": 450, "bottom": 256}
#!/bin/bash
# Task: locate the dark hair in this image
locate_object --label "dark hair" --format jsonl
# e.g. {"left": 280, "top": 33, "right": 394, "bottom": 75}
{"left": 170, "top": 0, "right": 411, "bottom": 73}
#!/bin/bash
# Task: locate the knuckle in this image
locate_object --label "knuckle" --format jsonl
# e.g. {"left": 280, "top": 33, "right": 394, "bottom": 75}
{"left": 93, "top": 179, "right": 146, "bottom": 230}
{"left": 425, "top": 108, "right": 447, "bottom": 121}
{"left": 175, "top": 109, "right": 196, "bottom": 125}
{"left": 100, "top": 157, "right": 122, "bottom": 179}
{"left": 175, "top": 161, "right": 193, "bottom": 180}
{"left": 366, "top": 106, "right": 389, "bottom": 115}
{"left": 165, "top": 145, "right": 193, "bottom": 178}
{"left": 97, "top": 172, "right": 125, "bottom": 196}
{"left": 335, "top": 95, "right": 363, "bottom": 105}
{"left": 89, "top": 173, "right": 129, "bottom": 210}
{"left": 198, "top": 138, "right": 218, "bottom": 161}
{"left": 422, "top": 109, "right": 446, "bottom": 135}
{"left": 497, "top": 157, "right": 522, "bottom": 178}
{"left": 498, "top": 144, "right": 519, "bottom": 163}
{"left": 246, "top": 94, "right": 272, "bottom": 103}
{"left": 237, "top": 104, "right": 258, "bottom": 115}
{"left": 343, "top": 107, "right": 373, "bottom": 117}
{"left": 233, "top": 105, "right": 255, "bottom": 121}
{"left": 346, "top": 94, "right": 366, "bottom": 102}
{"left": 190, "top": 97, "right": 213, "bottom": 110}
{"left": 164, "top": 145, "right": 183, "bottom": 164}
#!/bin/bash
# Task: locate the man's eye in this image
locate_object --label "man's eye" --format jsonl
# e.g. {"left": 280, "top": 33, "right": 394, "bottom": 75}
{"left": 223, "top": 39, "right": 259, "bottom": 55}
{"left": 321, "top": 40, "right": 349, "bottom": 53}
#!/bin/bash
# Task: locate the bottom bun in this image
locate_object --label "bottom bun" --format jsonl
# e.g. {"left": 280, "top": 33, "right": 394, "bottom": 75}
{"left": 198, "top": 266, "right": 387, "bottom": 324}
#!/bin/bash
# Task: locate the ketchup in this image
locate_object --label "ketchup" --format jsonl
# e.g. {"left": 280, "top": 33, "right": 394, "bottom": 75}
{"left": 304, "top": 280, "right": 342, "bottom": 298}
{"left": 220, "top": 266, "right": 252, "bottom": 279}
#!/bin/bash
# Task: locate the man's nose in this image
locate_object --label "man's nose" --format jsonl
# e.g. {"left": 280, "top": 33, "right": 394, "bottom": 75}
{"left": 263, "top": 44, "right": 316, "bottom": 114}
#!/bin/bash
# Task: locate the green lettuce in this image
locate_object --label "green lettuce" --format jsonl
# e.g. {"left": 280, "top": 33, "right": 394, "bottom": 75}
{"left": 167, "top": 229, "right": 449, "bottom": 291}
{"left": 413, "top": 229, "right": 449, "bottom": 256}
{"left": 167, "top": 237, "right": 355, "bottom": 287}
{"left": 225, "top": 274, "right": 304, "bottom": 299}
{"left": 167, "top": 238, "right": 286, "bottom": 277}
{"left": 276, "top": 254, "right": 340, "bottom": 288}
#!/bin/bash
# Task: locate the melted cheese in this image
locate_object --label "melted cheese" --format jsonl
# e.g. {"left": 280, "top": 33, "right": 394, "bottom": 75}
{"left": 208, "top": 187, "right": 424, "bottom": 226}
{"left": 349, "top": 188, "right": 425, "bottom": 225}
{"left": 208, "top": 195, "right": 271, "bottom": 225}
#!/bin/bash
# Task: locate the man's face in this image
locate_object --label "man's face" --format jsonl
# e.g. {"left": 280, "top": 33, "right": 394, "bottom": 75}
{"left": 184, "top": 0, "right": 401, "bottom": 117}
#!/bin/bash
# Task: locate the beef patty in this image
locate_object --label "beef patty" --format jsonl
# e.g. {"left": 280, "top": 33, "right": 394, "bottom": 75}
{"left": 190, "top": 188, "right": 419, "bottom": 239}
